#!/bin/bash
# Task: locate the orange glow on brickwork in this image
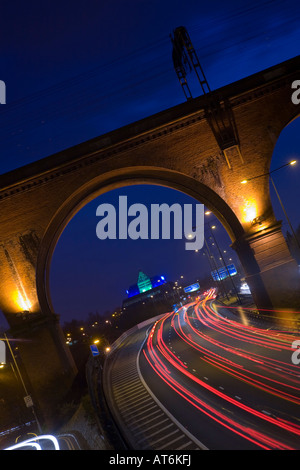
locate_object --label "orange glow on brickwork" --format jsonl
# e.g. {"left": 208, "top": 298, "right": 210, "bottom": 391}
{"left": 12, "top": 290, "right": 32, "bottom": 312}
{"left": 242, "top": 199, "right": 258, "bottom": 223}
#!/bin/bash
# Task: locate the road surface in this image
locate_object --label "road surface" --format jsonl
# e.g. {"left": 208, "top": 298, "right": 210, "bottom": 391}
{"left": 103, "top": 290, "right": 300, "bottom": 450}
{"left": 141, "top": 290, "right": 300, "bottom": 449}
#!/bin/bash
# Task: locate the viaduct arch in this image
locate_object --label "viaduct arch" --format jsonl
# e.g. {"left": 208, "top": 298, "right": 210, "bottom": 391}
{"left": 0, "top": 56, "right": 299, "bottom": 418}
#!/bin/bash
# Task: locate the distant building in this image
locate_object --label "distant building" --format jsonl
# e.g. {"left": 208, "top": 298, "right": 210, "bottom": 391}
{"left": 122, "top": 270, "right": 175, "bottom": 311}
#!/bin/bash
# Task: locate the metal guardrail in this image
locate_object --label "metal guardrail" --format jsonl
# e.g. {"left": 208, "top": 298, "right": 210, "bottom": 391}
{"left": 216, "top": 298, "right": 300, "bottom": 332}
{"left": 243, "top": 309, "right": 300, "bottom": 331}
{"left": 86, "top": 348, "right": 127, "bottom": 450}
{"left": 102, "top": 326, "right": 205, "bottom": 450}
{"left": 106, "top": 313, "right": 166, "bottom": 356}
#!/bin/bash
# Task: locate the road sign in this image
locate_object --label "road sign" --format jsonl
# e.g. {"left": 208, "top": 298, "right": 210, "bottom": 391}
{"left": 24, "top": 395, "right": 33, "bottom": 408}
{"left": 211, "top": 264, "right": 237, "bottom": 281}
{"left": 90, "top": 344, "right": 100, "bottom": 357}
{"left": 184, "top": 282, "right": 200, "bottom": 293}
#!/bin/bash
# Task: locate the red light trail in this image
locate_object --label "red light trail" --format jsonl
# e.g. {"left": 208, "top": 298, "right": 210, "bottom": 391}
{"left": 142, "top": 289, "right": 300, "bottom": 450}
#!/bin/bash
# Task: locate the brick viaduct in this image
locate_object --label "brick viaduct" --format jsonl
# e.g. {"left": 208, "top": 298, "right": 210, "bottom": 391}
{"left": 0, "top": 56, "right": 299, "bottom": 420}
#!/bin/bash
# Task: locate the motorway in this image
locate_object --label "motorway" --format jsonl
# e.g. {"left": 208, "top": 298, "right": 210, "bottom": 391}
{"left": 103, "top": 327, "right": 204, "bottom": 450}
{"left": 104, "top": 289, "right": 300, "bottom": 450}
{"left": 140, "top": 290, "right": 300, "bottom": 450}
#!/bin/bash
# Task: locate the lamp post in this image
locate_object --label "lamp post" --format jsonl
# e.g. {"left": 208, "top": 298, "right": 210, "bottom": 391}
{"left": 205, "top": 218, "right": 242, "bottom": 304}
{"left": 241, "top": 160, "right": 300, "bottom": 252}
{"left": 4, "top": 333, "right": 42, "bottom": 434}
{"left": 193, "top": 214, "right": 240, "bottom": 302}
{"left": 204, "top": 236, "right": 230, "bottom": 300}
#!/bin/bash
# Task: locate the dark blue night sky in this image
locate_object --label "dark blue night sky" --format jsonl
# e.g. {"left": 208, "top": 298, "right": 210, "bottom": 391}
{"left": 0, "top": 0, "right": 299, "bottom": 323}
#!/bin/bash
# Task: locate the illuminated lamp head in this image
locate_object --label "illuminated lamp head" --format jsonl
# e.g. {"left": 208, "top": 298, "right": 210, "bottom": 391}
{"left": 242, "top": 200, "right": 257, "bottom": 224}
{"left": 13, "top": 291, "right": 32, "bottom": 313}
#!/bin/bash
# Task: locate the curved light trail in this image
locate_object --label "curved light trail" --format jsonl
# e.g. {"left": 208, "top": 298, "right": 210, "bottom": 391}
{"left": 142, "top": 289, "right": 300, "bottom": 450}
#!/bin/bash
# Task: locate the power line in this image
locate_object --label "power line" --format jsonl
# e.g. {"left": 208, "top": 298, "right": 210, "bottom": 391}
{"left": 0, "top": 0, "right": 298, "bottom": 154}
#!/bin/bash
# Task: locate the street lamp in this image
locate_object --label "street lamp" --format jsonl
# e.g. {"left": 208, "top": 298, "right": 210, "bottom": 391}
{"left": 204, "top": 237, "right": 230, "bottom": 300}
{"left": 205, "top": 217, "right": 242, "bottom": 304}
{"left": 203, "top": 212, "right": 243, "bottom": 301}
{"left": 192, "top": 216, "right": 234, "bottom": 300}
{"left": 241, "top": 160, "right": 297, "bottom": 184}
{"left": 241, "top": 160, "right": 300, "bottom": 251}
{"left": 3, "top": 333, "right": 42, "bottom": 434}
